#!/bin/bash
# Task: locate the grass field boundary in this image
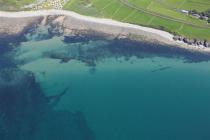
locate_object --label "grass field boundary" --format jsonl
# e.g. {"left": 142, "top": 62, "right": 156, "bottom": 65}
{"left": 188, "top": 0, "right": 210, "bottom": 5}
{"left": 176, "top": 23, "right": 184, "bottom": 32}
{"left": 146, "top": 16, "right": 155, "bottom": 25}
{"left": 146, "top": 1, "right": 153, "bottom": 9}
{"left": 177, "top": 0, "right": 187, "bottom": 9}
{"left": 111, "top": 3, "right": 123, "bottom": 18}
{"left": 63, "top": 0, "right": 210, "bottom": 40}
{"left": 122, "top": 9, "right": 137, "bottom": 21}
{"left": 101, "top": 0, "right": 117, "bottom": 10}
{"left": 120, "top": 0, "right": 210, "bottom": 29}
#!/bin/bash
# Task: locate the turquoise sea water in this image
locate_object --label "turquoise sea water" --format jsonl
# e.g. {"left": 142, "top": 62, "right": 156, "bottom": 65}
{"left": 1, "top": 33, "right": 210, "bottom": 140}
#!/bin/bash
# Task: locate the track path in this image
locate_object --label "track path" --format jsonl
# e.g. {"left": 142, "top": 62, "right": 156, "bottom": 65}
{"left": 120, "top": 0, "right": 210, "bottom": 29}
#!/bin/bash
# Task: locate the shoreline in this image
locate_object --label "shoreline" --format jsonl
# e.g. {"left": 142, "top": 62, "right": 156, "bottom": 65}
{"left": 0, "top": 9, "right": 210, "bottom": 54}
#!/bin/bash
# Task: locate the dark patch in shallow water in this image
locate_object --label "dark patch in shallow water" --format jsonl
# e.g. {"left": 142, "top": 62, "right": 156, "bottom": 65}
{"left": 0, "top": 46, "right": 95, "bottom": 140}
{"left": 0, "top": 69, "right": 95, "bottom": 140}
{"left": 3, "top": 24, "right": 210, "bottom": 64}
{"left": 0, "top": 43, "right": 16, "bottom": 69}
{"left": 1, "top": 25, "right": 210, "bottom": 140}
{"left": 151, "top": 66, "right": 171, "bottom": 73}
{"left": 63, "top": 34, "right": 106, "bottom": 44}
{"left": 25, "top": 25, "right": 55, "bottom": 41}
{"left": 58, "top": 37, "right": 210, "bottom": 66}
{"left": 107, "top": 39, "right": 210, "bottom": 63}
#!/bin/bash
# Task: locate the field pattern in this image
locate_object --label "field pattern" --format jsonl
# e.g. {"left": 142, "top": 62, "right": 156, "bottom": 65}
{"left": 64, "top": 0, "right": 210, "bottom": 41}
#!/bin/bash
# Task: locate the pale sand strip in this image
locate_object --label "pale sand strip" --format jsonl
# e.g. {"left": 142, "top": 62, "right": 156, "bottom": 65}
{"left": 0, "top": 9, "right": 209, "bottom": 53}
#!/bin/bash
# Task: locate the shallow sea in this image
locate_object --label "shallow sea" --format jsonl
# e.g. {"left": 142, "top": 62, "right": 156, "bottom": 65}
{"left": 0, "top": 30, "right": 210, "bottom": 140}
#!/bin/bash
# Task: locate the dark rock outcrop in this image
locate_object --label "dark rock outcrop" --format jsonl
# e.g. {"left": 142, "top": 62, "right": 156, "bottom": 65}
{"left": 173, "top": 35, "right": 210, "bottom": 48}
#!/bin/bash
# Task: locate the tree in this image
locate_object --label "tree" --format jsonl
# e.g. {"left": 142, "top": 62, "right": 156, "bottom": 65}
{"left": 205, "top": 9, "right": 210, "bottom": 17}
{"left": 192, "top": 9, "right": 198, "bottom": 14}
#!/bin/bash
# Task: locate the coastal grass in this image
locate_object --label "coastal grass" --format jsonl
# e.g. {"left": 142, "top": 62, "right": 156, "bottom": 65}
{"left": 0, "top": 0, "right": 35, "bottom": 10}
{"left": 63, "top": 0, "right": 210, "bottom": 41}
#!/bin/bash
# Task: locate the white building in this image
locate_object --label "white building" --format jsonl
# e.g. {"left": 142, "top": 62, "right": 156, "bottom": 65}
{"left": 181, "top": 10, "right": 189, "bottom": 14}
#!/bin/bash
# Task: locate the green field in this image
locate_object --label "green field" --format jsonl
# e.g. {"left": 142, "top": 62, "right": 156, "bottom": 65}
{"left": 1, "top": 0, "right": 210, "bottom": 41}
{"left": 0, "top": 0, "right": 35, "bottom": 11}
{"left": 63, "top": 0, "right": 210, "bottom": 41}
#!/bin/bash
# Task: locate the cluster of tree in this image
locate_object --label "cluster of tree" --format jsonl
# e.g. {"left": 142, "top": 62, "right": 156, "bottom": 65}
{"left": 189, "top": 9, "right": 210, "bottom": 23}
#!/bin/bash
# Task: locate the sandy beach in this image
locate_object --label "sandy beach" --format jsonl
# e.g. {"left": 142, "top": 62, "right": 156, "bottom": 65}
{"left": 0, "top": 9, "right": 210, "bottom": 53}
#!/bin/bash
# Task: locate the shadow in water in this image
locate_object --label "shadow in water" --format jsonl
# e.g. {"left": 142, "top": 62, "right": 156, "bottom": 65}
{"left": 0, "top": 38, "right": 95, "bottom": 140}
{"left": 50, "top": 36, "right": 210, "bottom": 67}
{"left": 0, "top": 68, "right": 95, "bottom": 140}
{"left": 5, "top": 24, "right": 210, "bottom": 67}
{"left": 151, "top": 66, "right": 171, "bottom": 73}
{"left": 0, "top": 37, "right": 95, "bottom": 140}
{"left": 1, "top": 26, "right": 210, "bottom": 140}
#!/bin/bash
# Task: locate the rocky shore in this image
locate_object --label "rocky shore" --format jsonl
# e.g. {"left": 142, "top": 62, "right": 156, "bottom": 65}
{"left": 0, "top": 10, "right": 210, "bottom": 54}
{"left": 173, "top": 35, "right": 210, "bottom": 48}
{"left": 0, "top": 16, "right": 43, "bottom": 39}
